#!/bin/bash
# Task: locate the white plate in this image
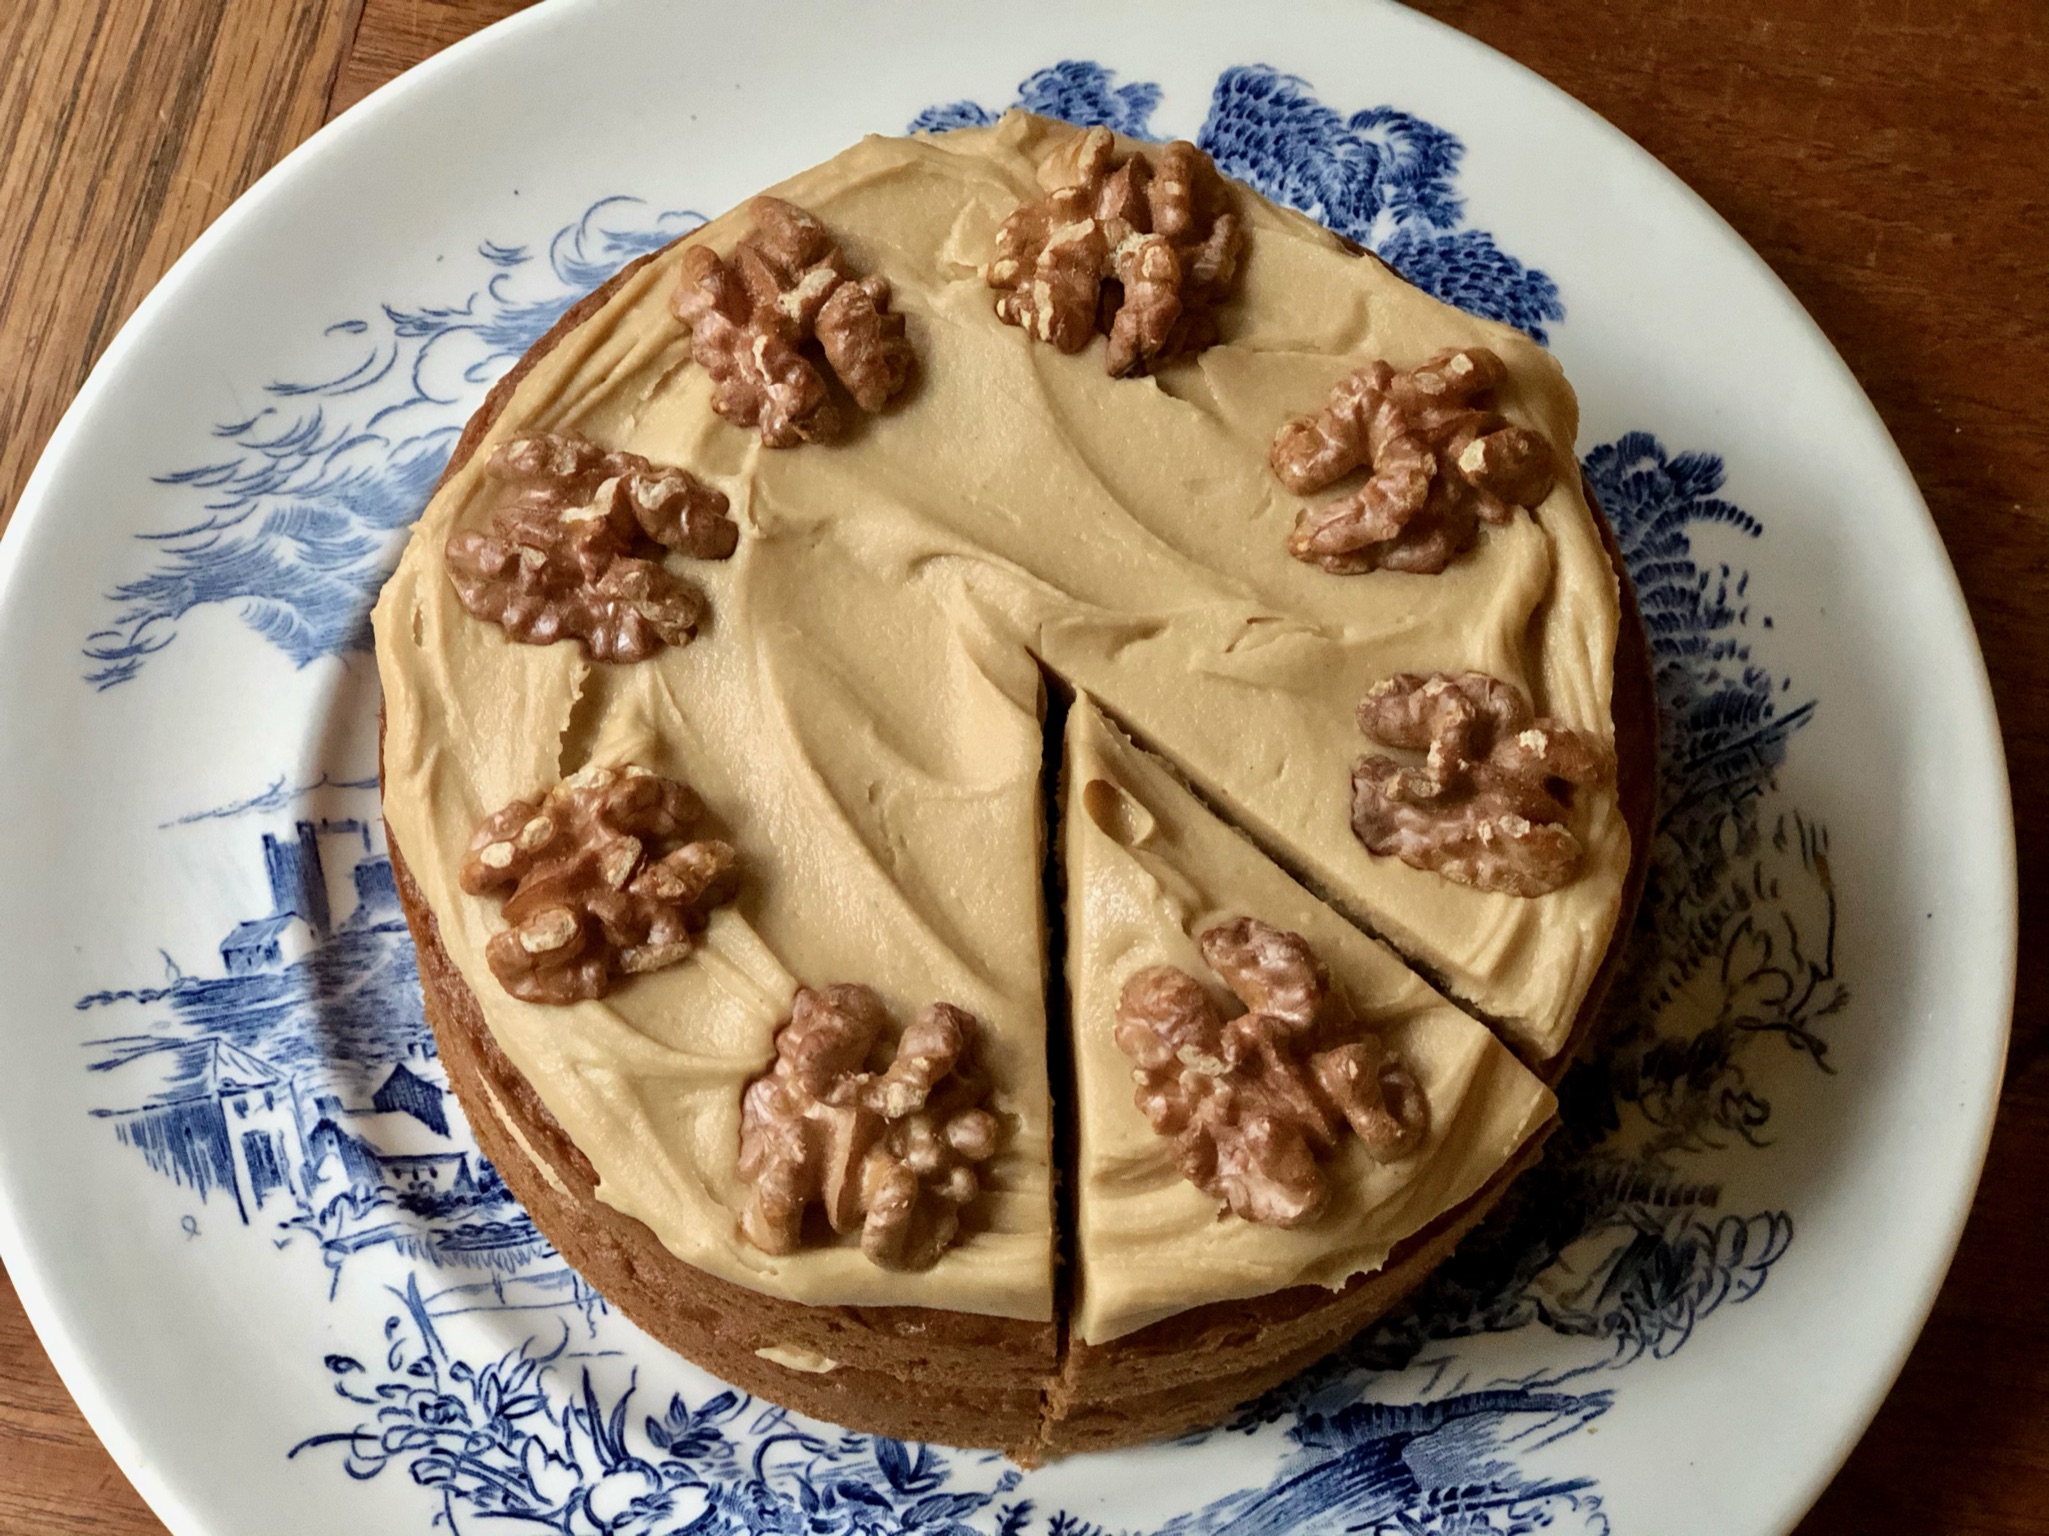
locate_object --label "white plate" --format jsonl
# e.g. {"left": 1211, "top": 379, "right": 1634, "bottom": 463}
{"left": 0, "top": 2, "right": 2014, "bottom": 1532}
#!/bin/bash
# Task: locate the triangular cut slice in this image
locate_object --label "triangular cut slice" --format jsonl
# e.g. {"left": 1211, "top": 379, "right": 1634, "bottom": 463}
{"left": 1043, "top": 694, "right": 1554, "bottom": 1452}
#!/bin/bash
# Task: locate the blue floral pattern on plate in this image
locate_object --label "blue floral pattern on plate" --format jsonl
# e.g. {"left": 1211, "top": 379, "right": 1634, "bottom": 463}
{"left": 75, "top": 62, "right": 1836, "bottom": 1534}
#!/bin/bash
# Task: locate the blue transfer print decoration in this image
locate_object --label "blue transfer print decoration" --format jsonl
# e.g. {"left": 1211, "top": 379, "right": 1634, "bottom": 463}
{"left": 85, "top": 197, "right": 704, "bottom": 689}
{"left": 1199, "top": 66, "right": 1565, "bottom": 341}
{"left": 294, "top": 1275, "right": 1035, "bottom": 1536}
{"left": 81, "top": 781, "right": 565, "bottom": 1292}
{"left": 82, "top": 61, "right": 1836, "bottom": 1535}
{"left": 910, "top": 60, "right": 1162, "bottom": 139}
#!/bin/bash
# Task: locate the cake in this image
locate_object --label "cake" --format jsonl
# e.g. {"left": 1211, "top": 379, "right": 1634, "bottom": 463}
{"left": 371, "top": 111, "right": 1655, "bottom": 1461}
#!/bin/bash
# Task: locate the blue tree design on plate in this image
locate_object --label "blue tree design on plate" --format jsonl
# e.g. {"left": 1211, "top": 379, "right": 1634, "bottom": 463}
{"left": 1199, "top": 66, "right": 1564, "bottom": 340}
{"left": 911, "top": 62, "right": 1564, "bottom": 342}
{"left": 77, "top": 57, "right": 1841, "bottom": 1535}
{"left": 83, "top": 199, "right": 703, "bottom": 689}
{"left": 911, "top": 60, "right": 1164, "bottom": 140}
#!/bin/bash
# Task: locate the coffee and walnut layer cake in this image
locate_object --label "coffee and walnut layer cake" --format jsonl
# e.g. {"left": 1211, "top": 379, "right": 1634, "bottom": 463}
{"left": 371, "top": 112, "right": 1655, "bottom": 1461}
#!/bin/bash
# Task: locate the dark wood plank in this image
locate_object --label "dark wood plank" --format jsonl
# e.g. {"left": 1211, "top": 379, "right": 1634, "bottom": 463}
{"left": 327, "top": 0, "right": 536, "bottom": 118}
{"left": 0, "top": 1262, "right": 163, "bottom": 1535}
{"left": 0, "top": 1, "right": 2044, "bottom": 1531}
{"left": 0, "top": 0, "right": 365, "bottom": 538}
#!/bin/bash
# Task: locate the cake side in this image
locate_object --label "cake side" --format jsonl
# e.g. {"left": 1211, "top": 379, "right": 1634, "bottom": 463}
{"left": 1557, "top": 473, "right": 1660, "bottom": 1083}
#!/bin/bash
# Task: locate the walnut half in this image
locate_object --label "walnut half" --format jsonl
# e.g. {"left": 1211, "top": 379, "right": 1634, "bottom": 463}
{"left": 459, "top": 764, "right": 739, "bottom": 1004}
{"left": 737, "top": 985, "right": 1000, "bottom": 1271}
{"left": 1113, "top": 917, "right": 1428, "bottom": 1228}
{"left": 1351, "top": 671, "right": 1613, "bottom": 897}
{"left": 671, "top": 197, "right": 915, "bottom": 448}
{"left": 445, "top": 431, "right": 738, "bottom": 663}
{"left": 987, "top": 127, "right": 1243, "bottom": 377}
{"left": 1272, "top": 347, "right": 1555, "bottom": 575}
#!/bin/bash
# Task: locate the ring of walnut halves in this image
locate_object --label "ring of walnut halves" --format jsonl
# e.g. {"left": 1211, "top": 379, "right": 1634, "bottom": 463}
{"left": 1272, "top": 346, "right": 1556, "bottom": 575}
{"left": 460, "top": 764, "right": 739, "bottom": 1005}
{"left": 986, "top": 126, "right": 1244, "bottom": 377}
{"left": 1352, "top": 671, "right": 1614, "bottom": 898}
{"left": 1114, "top": 917, "right": 1428, "bottom": 1228}
{"left": 737, "top": 985, "right": 1000, "bottom": 1273}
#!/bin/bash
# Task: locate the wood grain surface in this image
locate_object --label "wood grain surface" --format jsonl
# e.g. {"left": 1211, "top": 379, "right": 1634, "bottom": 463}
{"left": 0, "top": 0, "right": 2043, "bottom": 1530}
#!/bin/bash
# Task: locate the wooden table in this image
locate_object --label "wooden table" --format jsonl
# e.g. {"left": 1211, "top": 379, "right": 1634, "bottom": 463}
{"left": 1, "top": 1, "right": 2043, "bottom": 1530}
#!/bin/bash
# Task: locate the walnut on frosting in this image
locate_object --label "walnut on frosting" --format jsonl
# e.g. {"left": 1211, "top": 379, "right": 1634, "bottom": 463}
{"left": 670, "top": 197, "right": 915, "bottom": 447}
{"left": 986, "top": 127, "right": 1243, "bottom": 377}
{"left": 445, "top": 431, "right": 737, "bottom": 663}
{"left": 1113, "top": 917, "right": 1428, "bottom": 1228}
{"left": 1351, "top": 671, "right": 1613, "bottom": 897}
{"left": 1272, "top": 347, "right": 1556, "bottom": 574}
{"left": 460, "top": 764, "right": 739, "bottom": 1004}
{"left": 737, "top": 986, "right": 1000, "bottom": 1271}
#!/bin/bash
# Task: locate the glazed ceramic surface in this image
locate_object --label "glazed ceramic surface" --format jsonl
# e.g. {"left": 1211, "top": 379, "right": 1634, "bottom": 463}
{"left": 0, "top": 3, "right": 2014, "bottom": 1533}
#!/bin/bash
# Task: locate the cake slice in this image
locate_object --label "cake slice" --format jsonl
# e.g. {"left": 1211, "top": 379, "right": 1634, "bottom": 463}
{"left": 1041, "top": 694, "right": 1555, "bottom": 1453}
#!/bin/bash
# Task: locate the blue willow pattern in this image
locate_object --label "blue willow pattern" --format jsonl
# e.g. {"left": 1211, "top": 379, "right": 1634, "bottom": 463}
{"left": 79, "top": 60, "right": 1833, "bottom": 1535}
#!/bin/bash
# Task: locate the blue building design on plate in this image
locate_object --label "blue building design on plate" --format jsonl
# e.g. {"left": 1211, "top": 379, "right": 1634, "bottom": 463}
{"left": 82, "top": 791, "right": 555, "bottom": 1284}
{"left": 92, "top": 1037, "right": 307, "bottom": 1222}
{"left": 79, "top": 59, "right": 1840, "bottom": 1535}
{"left": 375, "top": 1058, "right": 452, "bottom": 1137}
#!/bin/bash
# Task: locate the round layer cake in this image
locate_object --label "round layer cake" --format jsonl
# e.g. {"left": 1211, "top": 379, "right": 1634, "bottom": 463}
{"left": 372, "top": 112, "right": 1655, "bottom": 1462}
